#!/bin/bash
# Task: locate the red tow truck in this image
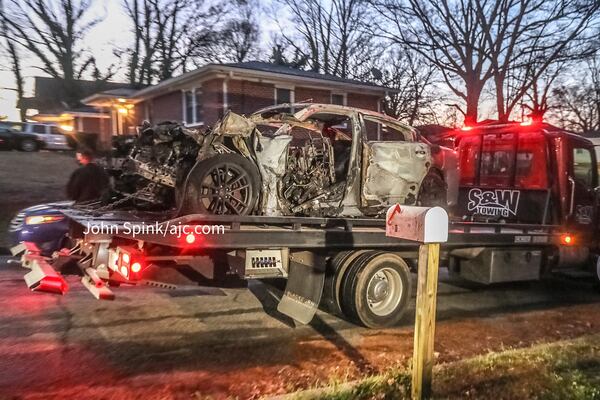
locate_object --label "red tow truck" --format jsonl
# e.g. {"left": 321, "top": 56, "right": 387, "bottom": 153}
{"left": 12, "top": 120, "right": 600, "bottom": 329}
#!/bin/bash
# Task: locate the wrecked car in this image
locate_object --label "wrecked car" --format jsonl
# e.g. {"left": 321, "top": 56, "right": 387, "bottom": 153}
{"left": 110, "top": 103, "right": 458, "bottom": 217}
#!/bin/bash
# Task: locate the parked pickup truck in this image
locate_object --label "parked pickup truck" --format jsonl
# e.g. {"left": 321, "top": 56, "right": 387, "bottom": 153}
{"left": 0, "top": 125, "right": 44, "bottom": 151}
{"left": 0, "top": 121, "right": 72, "bottom": 150}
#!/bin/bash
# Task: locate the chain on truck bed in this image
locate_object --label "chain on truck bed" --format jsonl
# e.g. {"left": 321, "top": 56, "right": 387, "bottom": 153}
{"left": 75, "top": 182, "right": 159, "bottom": 213}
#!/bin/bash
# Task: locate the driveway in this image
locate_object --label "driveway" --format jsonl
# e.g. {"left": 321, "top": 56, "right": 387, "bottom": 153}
{"left": 1, "top": 256, "right": 599, "bottom": 399}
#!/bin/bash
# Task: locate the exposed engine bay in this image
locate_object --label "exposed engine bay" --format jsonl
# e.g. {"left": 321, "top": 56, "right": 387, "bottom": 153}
{"left": 281, "top": 133, "right": 336, "bottom": 213}
{"left": 103, "top": 104, "right": 446, "bottom": 217}
{"left": 111, "top": 122, "right": 202, "bottom": 207}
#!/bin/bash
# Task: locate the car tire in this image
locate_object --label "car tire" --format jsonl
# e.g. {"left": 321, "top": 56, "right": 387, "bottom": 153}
{"left": 418, "top": 171, "right": 447, "bottom": 207}
{"left": 182, "top": 153, "right": 261, "bottom": 215}
{"left": 19, "top": 139, "right": 38, "bottom": 152}
{"left": 340, "top": 251, "right": 412, "bottom": 328}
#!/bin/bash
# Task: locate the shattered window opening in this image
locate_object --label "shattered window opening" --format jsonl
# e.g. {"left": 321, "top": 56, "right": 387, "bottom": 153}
{"left": 363, "top": 116, "right": 409, "bottom": 142}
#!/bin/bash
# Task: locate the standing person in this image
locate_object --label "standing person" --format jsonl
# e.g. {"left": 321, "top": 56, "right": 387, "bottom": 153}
{"left": 66, "top": 149, "right": 110, "bottom": 203}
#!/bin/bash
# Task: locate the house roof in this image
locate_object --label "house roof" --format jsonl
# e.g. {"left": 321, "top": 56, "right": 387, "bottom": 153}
{"left": 222, "top": 61, "right": 388, "bottom": 89}
{"left": 81, "top": 87, "right": 140, "bottom": 106}
{"left": 22, "top": 77, "right": 138, "bottom": 114}
{"left": 129, "top": 61, "right": 391, "bottom": 101}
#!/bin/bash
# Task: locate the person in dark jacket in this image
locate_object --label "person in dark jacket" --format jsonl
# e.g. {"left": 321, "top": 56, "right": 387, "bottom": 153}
{"left": 66, "top": 149, "right": 110, "bottom": 203}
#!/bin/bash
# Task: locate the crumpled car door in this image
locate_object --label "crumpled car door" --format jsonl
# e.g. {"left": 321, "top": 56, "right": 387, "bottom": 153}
{"left": 361, "top": 141, "right": 430, "bottom": 207}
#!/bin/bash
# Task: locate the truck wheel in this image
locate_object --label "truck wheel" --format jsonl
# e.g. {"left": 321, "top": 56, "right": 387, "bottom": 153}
{"left": 418, "top": 171, "right": 447, "bottom": 207}
{"left": 323, "top": 250, "right": 368, "bottom": 315}
{"left": 340, "top": 251, "right": 412, "bottom": 328}
{"left": 19, "top": 139, "right": 38, "bottom": 152}
{"left": 182, "top": 153, "right": 260, "bottom": 215}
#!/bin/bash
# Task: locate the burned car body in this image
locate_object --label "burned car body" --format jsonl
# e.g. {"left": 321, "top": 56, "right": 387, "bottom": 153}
{"left": 112, "top": 104, "right": 457, "bottom": 217}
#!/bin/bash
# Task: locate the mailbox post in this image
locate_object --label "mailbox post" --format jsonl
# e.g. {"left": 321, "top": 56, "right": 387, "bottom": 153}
{"left": 385, "top": 204, "right": 449, "bottom": 400}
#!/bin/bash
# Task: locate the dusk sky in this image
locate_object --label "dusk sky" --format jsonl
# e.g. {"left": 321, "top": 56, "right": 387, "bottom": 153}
{"left": 0, "top": 0, "right": 134, "bottom": 120}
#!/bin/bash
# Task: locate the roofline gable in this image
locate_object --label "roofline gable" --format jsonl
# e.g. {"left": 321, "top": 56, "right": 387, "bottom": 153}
{"left": 127, "top": 64, "right": 392, "bottom": 102}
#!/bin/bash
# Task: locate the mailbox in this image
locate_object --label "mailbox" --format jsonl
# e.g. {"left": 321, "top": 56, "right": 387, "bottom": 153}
{"left": 386, "top": 204, "right": 449, "bottom": 243}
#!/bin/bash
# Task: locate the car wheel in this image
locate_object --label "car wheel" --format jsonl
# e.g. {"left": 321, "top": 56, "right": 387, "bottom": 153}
{"left": 340, "top": 251, "right": 412, "bottom": 328}
{"left": 418, "top": 171, "right": 447, "bottom": 207}
{"left": 182, "top": 153, "right": 261, "bottom": 215}
{"left": 19, "top": 139, "right": 38, "bottom": 152}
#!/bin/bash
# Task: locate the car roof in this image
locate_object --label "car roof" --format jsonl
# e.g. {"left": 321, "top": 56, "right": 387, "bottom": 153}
{"left": 252, "top": 103, "right": 415, "bottom": 132}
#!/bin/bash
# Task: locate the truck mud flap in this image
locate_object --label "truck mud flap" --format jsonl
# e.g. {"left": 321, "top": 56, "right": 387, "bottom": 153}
{"left": 277, "top": 252, "right": 325, "bottom": 325}
{"left": 23, "top": 256, "right": 69, "bottom": 295}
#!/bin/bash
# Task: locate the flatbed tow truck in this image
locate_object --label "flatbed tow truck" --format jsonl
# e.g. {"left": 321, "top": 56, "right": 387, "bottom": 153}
{"left": 11, "top": 121, "right": 600, "bottom": 329}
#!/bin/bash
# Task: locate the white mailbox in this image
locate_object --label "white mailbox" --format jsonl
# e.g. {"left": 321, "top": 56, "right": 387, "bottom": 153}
{"left": 385, "top": 204, "right": 449, "bottom": 243}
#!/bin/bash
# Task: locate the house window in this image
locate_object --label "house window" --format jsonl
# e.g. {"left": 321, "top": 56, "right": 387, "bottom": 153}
{"left": 275, "top": 87, "right": 294, "bottom": 112}
{"left": 195, "top": 89, "right": 203, "bottom": 123}
{"left": 183, "top": 88, "right": 203, "bottom": 125}
{"left": 331, "top": 93, "right": 346, "bottom": 106}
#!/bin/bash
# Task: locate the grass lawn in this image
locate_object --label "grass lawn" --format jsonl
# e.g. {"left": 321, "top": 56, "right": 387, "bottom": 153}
{"left": 298, "top": 334, "right": 600, "bottom": 400}
{"left": 0, "top": 151, "right": 77, "bottom": 249}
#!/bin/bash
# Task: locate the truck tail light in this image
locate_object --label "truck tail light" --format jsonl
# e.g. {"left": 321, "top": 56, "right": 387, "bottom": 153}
{"left": 560, "top": 234, "right": 574, "bottom": 246}
{"left": 131, "top": 262, "right": 142, "bottom": 273}
{"left": 185, "top": 233, "right": 196, "bottom": 244}
{"left": 110, "top": 247, "right": 147, "bottom": 280}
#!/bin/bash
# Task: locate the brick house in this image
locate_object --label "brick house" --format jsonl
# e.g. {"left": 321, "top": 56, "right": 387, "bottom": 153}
{"left": 82, "top": 61, "right": 391, "bottom": 147}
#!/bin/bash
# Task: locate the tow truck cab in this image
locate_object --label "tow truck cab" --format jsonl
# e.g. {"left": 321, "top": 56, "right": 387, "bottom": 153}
{"left": 425, "top": 121, "right": 600, "bottom": 284}
{"left": 433, "top": 122, "right": 599, "bottom": 231}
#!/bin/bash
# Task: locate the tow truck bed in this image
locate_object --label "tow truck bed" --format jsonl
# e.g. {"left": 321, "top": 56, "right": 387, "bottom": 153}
{"left": 13, "top": 205, "right": 595, "bottom": 328}
{"left": 63, "top": 208, "right": 570, "bottom": 250}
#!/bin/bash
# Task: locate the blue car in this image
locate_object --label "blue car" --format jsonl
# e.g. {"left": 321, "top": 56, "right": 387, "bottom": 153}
{"left": 9, "top": 202, "right": 73, "bottom": 255}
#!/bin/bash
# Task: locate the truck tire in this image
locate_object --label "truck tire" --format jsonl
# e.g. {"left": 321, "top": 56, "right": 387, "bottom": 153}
{"left": 182, "top": 153, "right": 260, "bottom": 215}
{"left": 340, "top": 251, "right": 412, "bottom": 328}
{"left": 418, "top": 171, "right": 447, "bottom": 207}
{"left": 323, "top": 250, "right": 369, "bottom": 315}
{"left": 19, "top": 138, "right": 38, "bottom": 152}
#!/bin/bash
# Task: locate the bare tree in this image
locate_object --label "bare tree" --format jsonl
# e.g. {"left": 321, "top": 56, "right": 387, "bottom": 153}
{"left": 0, "top": 0, "right": 112, "bottom": 107}
{"left": 371, "top": 0, "right": 491, "bottom": 124}
{"left": 477, "top": 0, "right": 599, "bottom": 121}
{"left": 551, "top": 57, "right": 600, "bottom": 133}
{"left": 371, "top": 0, "right": 599, "bottom": 124}
{"left": 376, "top": 49, "right": 437, "bottom": 126}
{"left": 0, "top": 1, "right": 25, "bottom": 121}
{"left": 519, "top": 61, "right": 566, "bottom": 122}
{"left": 123, "top": 0, "right": 197, "bottom": 85}
{"left": 274, "top": 0, "right": 378, "bottom": 79}
{"left": 122, "top": 0, "right": 242, "bottom": 85}
{"left": 189, "top": 0, "right": 262, "bottom": 64}
{"left": 268, "top": 38, "right": 310, "bottom": 68}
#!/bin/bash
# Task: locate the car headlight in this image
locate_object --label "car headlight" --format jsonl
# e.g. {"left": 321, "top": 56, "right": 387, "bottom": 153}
{"left": 24, "top": 215, "right": 65, "bottom": 225}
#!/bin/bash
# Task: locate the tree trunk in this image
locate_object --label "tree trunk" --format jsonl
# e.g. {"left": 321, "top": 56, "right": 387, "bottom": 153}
{"left": 495, "top": 73, "right": 507, "bottom": 122}
{"left": 464, "top": 83, "right": 482, "bottom": 126}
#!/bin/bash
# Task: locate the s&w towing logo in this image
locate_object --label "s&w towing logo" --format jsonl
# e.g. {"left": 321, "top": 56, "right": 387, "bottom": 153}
{"left": 467, "top": 188, "right": 520, "bottom": 217}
